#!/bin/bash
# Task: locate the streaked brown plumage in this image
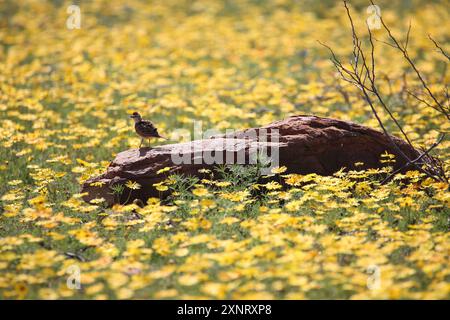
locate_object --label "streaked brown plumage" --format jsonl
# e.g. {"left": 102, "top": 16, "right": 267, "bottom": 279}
{"left": 130, "top": 112, "right": 166, "bottom": 148}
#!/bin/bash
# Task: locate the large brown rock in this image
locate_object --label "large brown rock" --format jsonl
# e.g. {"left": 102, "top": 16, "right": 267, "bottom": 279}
{"left": 81, "top": 115, "right": 419, "bottom": 206}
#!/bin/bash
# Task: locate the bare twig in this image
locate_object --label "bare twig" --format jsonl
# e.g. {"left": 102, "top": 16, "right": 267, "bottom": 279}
{"left": 381, "top": 134, "right": 446, "bottom": 184}
{"left": 371, "top": 0, "right": 450, "bottom": 120}
{"left": 404, "top": 21, "right": 412, "bottom": 50}
{"left": 319, "top": 0, "right": 447, "bottom": 184}
{"left": 428, "top": 35, "right": 450, "bottom": 62}
{"left": 407, "top": 90, "right": 435, "bottom": 109}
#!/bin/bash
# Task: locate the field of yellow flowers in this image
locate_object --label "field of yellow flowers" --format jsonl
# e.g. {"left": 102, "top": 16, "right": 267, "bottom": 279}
{"left": 0, "top": 0, "right": 449, "bottom": 299}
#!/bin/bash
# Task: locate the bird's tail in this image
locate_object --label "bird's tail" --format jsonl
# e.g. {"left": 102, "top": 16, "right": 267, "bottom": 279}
{"left": 158, "top": 135, "right": 168, "bottom": 140}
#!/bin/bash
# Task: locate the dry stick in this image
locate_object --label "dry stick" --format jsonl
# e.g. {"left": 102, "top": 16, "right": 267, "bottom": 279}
{"left": 318, "top": 41, "right": 360, "bottom": 87}
{"left": 404, "top": 21, "right": 412, "bottom": 51}
{"left": 366, "top": 25, "right": 414, "bottom": 148}
{"left": 407, "top": 90, "right": 436, "bottom": 110}
{"left": 381, "top": 134, "right": 446, "bottom": 184}
{"left": 343, "top": 1, "right": 414, "bottom": 148}
{"left": 356, "top": 78, "right": 440, "bottom": 180}
{"left": 346, "top": 1, "right": 445, "bottom": 180}
{"left": 369, "top": 6, "right": 448, "bottom": 175}
{"left": 428, "top": 35, "right": 450, "bottom": 62}
{"left": 344, "top": 2, "right": 416, "bottom": 151}
{"left": 322, "top": 41, "right": 433, "bottom": 178}
{"left": 371, "top": 0, "right": 450, "bottom": 120}
{"left": 320, "top": 1, "right": 445, "bottom": 182}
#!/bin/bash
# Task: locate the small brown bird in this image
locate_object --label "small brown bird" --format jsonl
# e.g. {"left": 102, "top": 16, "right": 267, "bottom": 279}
{"left": 130, "top": 112, "right": 166, "bottom": 148}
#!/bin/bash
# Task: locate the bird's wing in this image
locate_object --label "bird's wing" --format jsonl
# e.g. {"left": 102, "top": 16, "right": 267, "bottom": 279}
{"left": 137, "top": 120, "right": 159, "bottom": 136}
{"left": 141, "top": 120, "right": 156, "bottom": 131}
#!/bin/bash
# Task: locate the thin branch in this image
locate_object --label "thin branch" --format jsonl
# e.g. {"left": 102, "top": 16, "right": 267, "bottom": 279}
{"left": 407, "top": 90, "right": 435, "bottom": 109}
{"left": 428, "top": 35, "right": 450, "bottom": 62}
{"left": 404, "top": 21, "right": 412, "bottom": 50}
{"left": 371, "top": 0, "right": 450, "bottom": 120}
{"left": 381, "top": 134, "right": 446, "bottom": 184}
{"left": 374, "top": 37, "right": 398, "bottom": 49}
{"left": 318, "top": 0, "right": 448, "bottom": 184}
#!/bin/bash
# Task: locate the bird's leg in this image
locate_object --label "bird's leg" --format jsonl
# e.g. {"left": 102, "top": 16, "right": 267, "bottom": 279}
{"left": 139, "top": 138, "right": 144, "bottom": 148}
{"left": 147, "top": 138, "right": 152, "bottom": 148}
